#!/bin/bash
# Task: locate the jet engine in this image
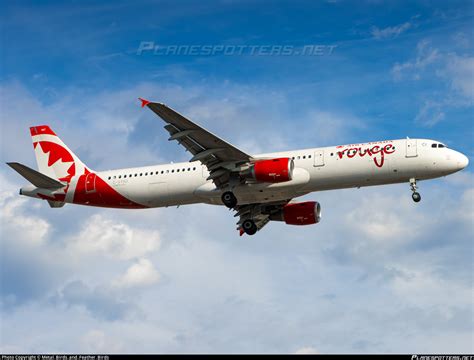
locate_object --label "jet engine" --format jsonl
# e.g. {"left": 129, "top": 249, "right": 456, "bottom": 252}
{"left": 240, "top": 157, "right": 294, "bottom": 183}
{"left": 269, "top": 201, "right": 321, "bottom": 225}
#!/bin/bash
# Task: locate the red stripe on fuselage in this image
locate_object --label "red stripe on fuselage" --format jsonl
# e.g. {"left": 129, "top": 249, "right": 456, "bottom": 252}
{"left": 73, "top": 172, "right": 146, "bottom": 209}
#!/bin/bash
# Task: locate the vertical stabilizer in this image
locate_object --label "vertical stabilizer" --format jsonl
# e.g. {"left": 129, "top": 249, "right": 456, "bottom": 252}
{"left": 30, "top": 125, "right": 89, "bottom": 182}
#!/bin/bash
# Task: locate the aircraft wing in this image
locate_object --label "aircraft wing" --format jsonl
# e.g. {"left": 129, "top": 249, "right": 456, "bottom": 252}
{"left": 234, "top": 200, "right": 290, "bottom": 235}
{"left": 140, "top": 99, "right": 252, "bottom": 188}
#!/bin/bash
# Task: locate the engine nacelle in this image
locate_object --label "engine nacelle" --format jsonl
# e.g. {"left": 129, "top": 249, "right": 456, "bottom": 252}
{"left": 241, "top": 157, "right": 294, "bottom": 183}
{"left": 269, "top": 201, "right": 322, "bottom": 225}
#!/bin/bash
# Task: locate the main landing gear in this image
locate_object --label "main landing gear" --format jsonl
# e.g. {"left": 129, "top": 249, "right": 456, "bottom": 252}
{"left": 410, "top": 178, "right": 421, "bottom": 203}
{"left": 221, "top": 191, "right": 237, "bottom": 209}
{"left": 242, "top": 219, "right": 257, "bottom": 235}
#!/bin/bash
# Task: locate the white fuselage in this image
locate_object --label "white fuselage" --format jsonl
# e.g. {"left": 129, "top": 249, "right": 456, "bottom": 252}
{"left": 90, "top": 138, "right": 468, "bottom": 208}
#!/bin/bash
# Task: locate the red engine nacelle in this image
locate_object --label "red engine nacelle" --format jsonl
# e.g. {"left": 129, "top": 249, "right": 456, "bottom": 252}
{"left": 242, "top": 157, "right": 294, "bottom": 183}
{"left": 269, "top": 201, "right": 322, "bottom": 225}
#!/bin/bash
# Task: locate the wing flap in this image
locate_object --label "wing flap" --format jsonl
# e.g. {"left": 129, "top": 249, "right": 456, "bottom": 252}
{"left": 235, "top": 200, "right": 290, "bottom": 235}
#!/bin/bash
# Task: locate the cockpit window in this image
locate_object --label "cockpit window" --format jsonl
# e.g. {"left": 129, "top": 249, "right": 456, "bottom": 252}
{"left": 432, "top": 143, "right": 437, "bottom": 148}
{"left": 439, "top": 144, "right": 446, "bottom": 148}
{"left": 432, "top": 143, "right": 447, "bottom": 148}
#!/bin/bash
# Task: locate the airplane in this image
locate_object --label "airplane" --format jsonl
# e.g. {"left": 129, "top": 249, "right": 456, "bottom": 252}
{"left": 7, "top": 98, "right": 469, "bottom": 236}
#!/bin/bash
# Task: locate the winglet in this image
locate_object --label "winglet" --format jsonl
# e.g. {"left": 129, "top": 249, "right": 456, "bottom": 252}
{"left": 139, "top": 97, "right": 151, "bottom": 108}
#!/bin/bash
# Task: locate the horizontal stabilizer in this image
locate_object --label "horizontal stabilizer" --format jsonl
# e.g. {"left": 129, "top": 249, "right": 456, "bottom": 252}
{"left": 6, "top": 162, "right": 65, "bottom": 189}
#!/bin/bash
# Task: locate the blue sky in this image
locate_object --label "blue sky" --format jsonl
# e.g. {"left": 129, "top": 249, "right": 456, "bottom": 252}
{"left": 0, "top": 0, "right": 473, "bottom": 354}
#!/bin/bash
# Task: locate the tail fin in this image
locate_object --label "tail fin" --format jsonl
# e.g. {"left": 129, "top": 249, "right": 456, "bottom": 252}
{"left": 30, "top": 125, "right": 89, "bottom": 182}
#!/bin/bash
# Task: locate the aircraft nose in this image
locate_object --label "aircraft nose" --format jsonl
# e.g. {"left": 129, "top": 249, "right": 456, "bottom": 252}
{"left": 456, "top": 152, "right": 469, "bottom": 170}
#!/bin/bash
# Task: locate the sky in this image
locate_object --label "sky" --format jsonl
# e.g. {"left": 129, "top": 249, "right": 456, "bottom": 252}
{"left": 0, "top": 0, "right": 473, "bottom": 354}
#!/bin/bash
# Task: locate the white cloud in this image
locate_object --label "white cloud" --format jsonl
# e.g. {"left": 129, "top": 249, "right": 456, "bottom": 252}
{"left": 0, "top": 192, "right": 50, "bottom": 246}
{"left": 113, "top": 258, "right": 160, "bottom": 289}
{"left": 391, "top": 40, "right": 474, "bottom": 126}
{"left": 56, "top": 280, "right": 136, "bottom": 321}
{"left": 390, "top": 266, "right": 473, "bottom": 310}
{"left": 455, "top": 187, "right": 474, "bottom": 224}
{"left": 68, "top": 214, "right": 160, "bottom": 260}
{"left": 414, "top": 100, "right": 446, "bottom": 127}
{"left": 444, "top": 55, "right": 474, "bottom": 102}
{"left": 345, "top": 193, "right": 424, "bottom": 243}
{"left": 0, "top": 173, "right": 72, "bottom": 305}
{"left": 372, "top": 22, "right": 411, "bottom": 40}
{"left": 443, "top": 171, "right": 474, "bottom": 187}
{"left": 391, "top": 40, "right": 439, "bottom": 81}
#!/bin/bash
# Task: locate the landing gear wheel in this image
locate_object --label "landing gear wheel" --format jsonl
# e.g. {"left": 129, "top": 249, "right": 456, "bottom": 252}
{"left": 221, "top": 191, "right": 237, "bottom": 209}
{"left": 409, "top": 178, "right": 421, "bottom": 203}
{"left": 242, "top": 219, "right": 257, "bottom": 235}
{"left": 412, "top": 192, "right": 421, "bottom": 203}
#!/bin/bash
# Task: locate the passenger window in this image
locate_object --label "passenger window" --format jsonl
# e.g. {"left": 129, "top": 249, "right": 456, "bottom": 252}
{"left": 166, "top": 170, "right": 169, "bottom": 173}
{"left": 140, "top": 173, "right": 143, "bottom": 176}
{"left": 193, "top": 167, "right": 196, "bottom": 170}
{"left": 134, "top": 174, "right": 137, "bottom": 177}
{"left": 108, "top": 176, "right": 111, "bottom": 180}
{"left": 177, "top": 169, "right": 180, "bottom": 172}
{"left": 119, "top": 175, "right": 121, "bottom": 179}
{"left": 297, "top": 156, "right": 300, "bottom": 160}
{"left": 188, "top": 168, "right": 191, "bottom": 171}
{"left": 303, "top": 156, "right": 306, "bottom": 159}
{"left": 161, "top": 171, "right": 164, "bottom": 174}
{"left": 308, "top": 155, "right": 311, "bottom": 158}
{"left": 172, "top": 169, "right": 174, "bottom": 173}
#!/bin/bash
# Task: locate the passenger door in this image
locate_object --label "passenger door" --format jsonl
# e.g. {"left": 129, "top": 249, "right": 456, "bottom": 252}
{"left": 406, "top": 139, "right": 418, "bottom": 158}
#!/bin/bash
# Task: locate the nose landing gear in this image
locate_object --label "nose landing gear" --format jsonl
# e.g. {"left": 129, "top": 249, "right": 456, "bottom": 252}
{"left": 410, "top": 178, "right": 421, "bottom": 203}
{"left": 412, "top": 192, "right": 421, "bottom": 202}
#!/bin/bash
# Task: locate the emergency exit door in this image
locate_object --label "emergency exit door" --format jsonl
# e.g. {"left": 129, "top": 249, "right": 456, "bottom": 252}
{"left": 313, "top": 150, "right": 325, "bottom": 167}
